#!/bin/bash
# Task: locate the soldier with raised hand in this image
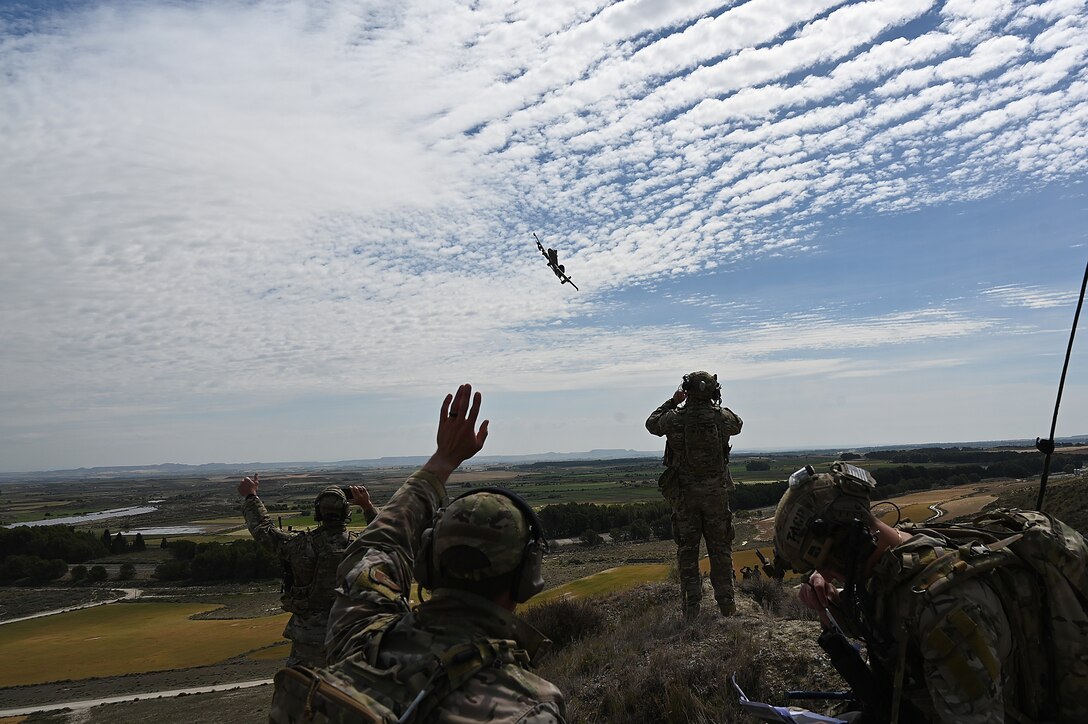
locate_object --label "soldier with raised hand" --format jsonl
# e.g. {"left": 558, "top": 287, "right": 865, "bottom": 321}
{"left": 238, "top": 475, "right": 378, "bottom": 667}
{"left": 773, "top": 461, "right": 1088, "bottom": 724}
{"left": 646, "top": 370, "right": 743, "bottom": 618}
{"left": 270, "top": 384, "right": 565, "bottom": 723}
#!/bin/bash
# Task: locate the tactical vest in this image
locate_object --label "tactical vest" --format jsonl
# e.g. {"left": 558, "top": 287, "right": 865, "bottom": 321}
{"left": 282, "top": 528, "right": 352, "bottom": 616}
{"left": 877, "top": 509, "right": 1088, "bottom": 724}
{"left": 676, "top": 404, "right": 729, "bottom": 480}
{"left": 270, "top": 611, "right": 530, "bottom": 724}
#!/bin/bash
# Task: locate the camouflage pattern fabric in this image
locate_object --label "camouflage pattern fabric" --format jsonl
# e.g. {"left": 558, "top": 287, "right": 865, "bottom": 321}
{"left": 646, "top": 396, "right": 742, "bottom": 614}
{"left": 864, "top": 519, "right": 1088, "bottom": 724}
{"left": 671, "top": 477, "right": 735, "bottom": 613}
{"left": 243, "top": 495, "right": 374, "bottom": 667}
{"left": 277, "top": 470, "right": 564, "bottom": 723}
{"left": 433, "top": 491, "right": 530, "bottom": 580}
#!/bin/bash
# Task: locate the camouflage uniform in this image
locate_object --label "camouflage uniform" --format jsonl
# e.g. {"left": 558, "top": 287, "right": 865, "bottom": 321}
{"left": 774, "top": 464, "right": 1088, "bottom": 724}
{"left": 646, "top": 393, "right": 742, "bottom": 615}
{"left": 243, "top": 494, "right": 375, "bottom": 668}
{"left": 310, "top": 470, "right": 565, "bottom": 723}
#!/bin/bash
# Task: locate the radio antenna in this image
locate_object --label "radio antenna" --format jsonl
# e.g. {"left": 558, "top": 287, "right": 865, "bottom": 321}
{"left": 1036, "top": 256, "right": 1088, "bottom": 511}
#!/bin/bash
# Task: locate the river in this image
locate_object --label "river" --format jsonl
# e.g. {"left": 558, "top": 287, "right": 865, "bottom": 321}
{"left": 5, "top": 505, "right": 158, "bottom": 528}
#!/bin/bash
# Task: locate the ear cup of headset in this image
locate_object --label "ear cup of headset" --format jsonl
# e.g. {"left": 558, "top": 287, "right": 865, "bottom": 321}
{"left": 514, "top": 539, "right": 545, "bottom": 603}
{"left": 413, "top": 526, "right": 436, "bottom": 591}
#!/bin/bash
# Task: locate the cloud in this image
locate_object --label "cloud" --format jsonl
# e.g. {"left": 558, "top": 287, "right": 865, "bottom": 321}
{"left": 1, "top": 0, "right": 1087, "bottom": 466}
{"left": 981, "top": 283, "right": 1079, "bottom": 308}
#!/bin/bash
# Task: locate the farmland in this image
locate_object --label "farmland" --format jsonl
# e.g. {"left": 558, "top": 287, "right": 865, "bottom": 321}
{"left": 0, "top": 448, "right": 1084, "bottom": 721}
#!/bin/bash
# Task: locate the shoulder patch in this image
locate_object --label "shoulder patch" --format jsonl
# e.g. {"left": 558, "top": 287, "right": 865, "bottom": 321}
{"left": 366, "top": 564, "right": 402, "bottom": 598}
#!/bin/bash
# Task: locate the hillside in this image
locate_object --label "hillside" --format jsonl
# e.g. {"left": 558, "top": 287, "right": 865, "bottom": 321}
{"left": 523, "top": 579, "right": 844, "bottom": 723}
{"left": 986, "top": 474, "right": 1088, "bottom": 534}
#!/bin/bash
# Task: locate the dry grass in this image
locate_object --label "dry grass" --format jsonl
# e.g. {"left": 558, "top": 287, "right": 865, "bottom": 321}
{"left": 530, "top": 581, "right": 843, "bottom": 723}
{"left": 0, "top": 603, "right": 289, "bottom": 686}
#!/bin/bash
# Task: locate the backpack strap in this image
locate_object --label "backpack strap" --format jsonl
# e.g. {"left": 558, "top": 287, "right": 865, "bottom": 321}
{"left": 399, "top": 638, "right": 528, "bottom": 724}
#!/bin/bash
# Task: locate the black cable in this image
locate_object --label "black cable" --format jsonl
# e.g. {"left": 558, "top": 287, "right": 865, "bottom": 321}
{"left": 1036, "top": 257, "right": 1088, "bottom": 511}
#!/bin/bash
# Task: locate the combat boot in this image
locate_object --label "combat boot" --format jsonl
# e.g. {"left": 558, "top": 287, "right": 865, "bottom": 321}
{"left": 717, "top": 598, "right": 736, "bottom": 617}
{"left": 682, "top": 590, "right": 701, "bottom": 620}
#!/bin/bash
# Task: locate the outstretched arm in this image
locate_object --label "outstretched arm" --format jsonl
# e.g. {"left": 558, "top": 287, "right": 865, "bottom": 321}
{"left": 326, "top": 385, "right": 489, "bottom": 663}
{"left": 238, "top": 474, "right": 292, "bottom": 551}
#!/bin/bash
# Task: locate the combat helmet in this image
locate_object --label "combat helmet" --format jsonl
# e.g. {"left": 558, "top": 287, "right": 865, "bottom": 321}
{"left": 773, "top": 462, "right": 877, "bottom": 573}
{"left": 682, "top": 371, "right": 721, "bottom": 402}
{"left": 313, "top": 486, "right": 350, "bottom": 525}
{"left": 414, "top": 487, "right": 549, "bottom": 603}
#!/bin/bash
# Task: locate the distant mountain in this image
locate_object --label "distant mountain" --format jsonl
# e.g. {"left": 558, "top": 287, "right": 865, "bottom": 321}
{"left": 3, "top": 437, "right": 1085, "bottom": 482}
{"left": 0, "top": 449, "right": 662, "bottom": 482}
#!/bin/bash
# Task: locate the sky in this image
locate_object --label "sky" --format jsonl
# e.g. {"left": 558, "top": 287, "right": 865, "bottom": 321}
{"left": 2, "top": 0, "right": 1087, "bottom": 473}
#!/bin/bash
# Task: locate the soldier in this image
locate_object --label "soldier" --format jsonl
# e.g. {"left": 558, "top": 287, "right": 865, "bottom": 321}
{"left": 773, "top": 461, "right": 1088, "bottom": 724}
{"left": 646, "top": 370, "right": 743, "bottom": 618}
{"left": 270, "top": 384, "right": 565, "bottom": 722}
{"left": 237, "top": 475, "right": 378, "bottom": 667}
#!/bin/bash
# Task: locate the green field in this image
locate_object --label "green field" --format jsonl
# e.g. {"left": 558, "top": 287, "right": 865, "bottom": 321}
{"left": 0, "top": 603, "right": 289, "bottom": 687}
{"left": 531, "top": 564, "right": 671, "bottom": 606}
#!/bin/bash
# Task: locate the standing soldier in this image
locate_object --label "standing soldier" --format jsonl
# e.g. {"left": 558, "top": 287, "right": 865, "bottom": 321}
{"left": 237, "top": 475, "right": 378, "bottom": 667}
{"left": 646, "top": 370, "right": 743, "bottom": 618}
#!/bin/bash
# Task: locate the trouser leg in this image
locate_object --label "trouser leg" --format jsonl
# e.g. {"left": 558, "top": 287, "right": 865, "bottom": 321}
{"left": 703, "top": 492, "right": 736, "bottom": 615}
{"left": 672, "top": 499, "right": 703, "bottom": 616}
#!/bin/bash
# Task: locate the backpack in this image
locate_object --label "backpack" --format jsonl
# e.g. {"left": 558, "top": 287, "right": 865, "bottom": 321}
{"left": 895, "top": 508, "right": 1088, "bottom": 723}
{"left": 281, "top": 529, "right": 352, "bottom": 615}
{"left": 678, "top": 406, "right": 728, "bottom": 479}
{"left": 269, "top": 612, "right": 529, "bottom": 724}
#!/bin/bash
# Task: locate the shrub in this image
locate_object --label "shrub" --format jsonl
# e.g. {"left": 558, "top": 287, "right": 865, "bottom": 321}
{"left": 29, "top": 558, "right": 68, "bottom": 583}
{"left": 628, "top": 518, "right": 653, "bottom": 540}
{"left": 165, "top": 539, "right": 198, "bottom": 560}
{"left": 579, "top": 529, "right": 604, "bottom": 547}
{"left": 521, "top": 598, "right": 607, "bottom": 652}
{"left": 739, "top": 577, "right": 816, "bottom": 621}
{"left": 153, "top": 559, "right": 190, "bottom": 581}
{"left": 70, "top": 564, "right": 88, "bottom": 583}
{"left": 0, "top": 555, "right": 33, "bottom": 582}
{"left": 87, "top": 565, "right": 108, "bottom": 583}
{"left": 118, "top": 562, "right": 136, "bottom": 581}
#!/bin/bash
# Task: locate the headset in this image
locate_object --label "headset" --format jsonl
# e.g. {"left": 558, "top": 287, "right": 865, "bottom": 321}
{"left": 413, "top": 486, "right": 550, "bottom": 604}
{"left": 681, "top": 372, "right": 721, "bottom": 401}
{"left": 313, "top": 488, "right": 351, "bottom": 523}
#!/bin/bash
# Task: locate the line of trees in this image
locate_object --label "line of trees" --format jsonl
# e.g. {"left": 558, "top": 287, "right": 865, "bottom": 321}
{"left": 100, "top": 529, "right": 147, "bottom": 554}
{"left": 864, "top": 447, "right": 1087, "bottom": 469}
{"left": 0, "top": 526, "right": 109, "bottom": 584}
{"left": 154, "top": 539, "right": 279, "bottom": 582}
{"left": 537, "top": 500, "right": 673, "bottom": 540}
{"left": 0, "top": 525, "right": 107, "bottom": 563}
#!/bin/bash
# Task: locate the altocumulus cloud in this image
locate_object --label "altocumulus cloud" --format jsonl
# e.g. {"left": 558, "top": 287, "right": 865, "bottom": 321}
{"left": 1, "top": 0, "right": 1087, "bottom": 458}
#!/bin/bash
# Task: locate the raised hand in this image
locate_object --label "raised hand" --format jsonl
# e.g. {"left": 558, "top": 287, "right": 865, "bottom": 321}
{"left": 423, "top": 384, "right": 489, "bottom": 483}
{"left": 238, "top": 473, "right": 260, "bottom": 497}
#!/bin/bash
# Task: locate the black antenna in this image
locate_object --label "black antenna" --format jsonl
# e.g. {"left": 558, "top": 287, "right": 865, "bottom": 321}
{"left": 1036, "top": 256, "right": 1088, "bottom": 511}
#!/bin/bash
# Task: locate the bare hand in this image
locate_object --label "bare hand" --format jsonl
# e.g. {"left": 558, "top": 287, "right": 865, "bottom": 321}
{"left": 238, "top": 473, "right": 259, "bottom": 497}
{"left": 348, "top": 485, "right": 375, "bottom": 514}
{"left": 799, "top": 572, "right": 839, "bottom": 627}
{"left": 672, "top": 389, "right": 687, "bottom": 404}
{"left": 423, "top": 384, "right": 489, "bottom": 483}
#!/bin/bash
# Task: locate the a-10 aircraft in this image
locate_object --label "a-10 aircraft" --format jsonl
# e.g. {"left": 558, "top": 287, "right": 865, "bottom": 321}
{"left": 533, "top": 233, "right": 579, "bottom": 290}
